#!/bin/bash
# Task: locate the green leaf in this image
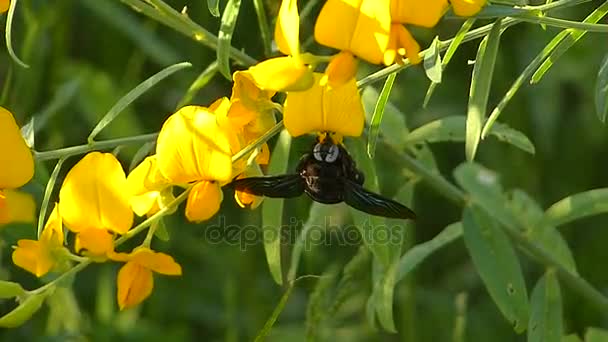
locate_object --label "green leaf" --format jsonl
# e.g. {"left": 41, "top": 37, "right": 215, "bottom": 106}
{"left": 346, "top": 139, "right": 392, "bottom": 267}
{"left": 423, "top": 37, "right": 442, "bottom": 83}
{"left": 128, "top": 141, "right": 156, "bottom": 172}
{"left": 528, "top": 270, "right": 563, "bottom": 342}
{"left": 262, "top": 130, "right": 292, "bottom": 285}
{"left": 217, "top": 0, "right": 242, "bottom": 79}
{"left": 153, "top": 218, "right": 170, "bottom": 241}
{"left": 396, "top": 222, "right": 463, "bottom": 282}
{"left": 507, "top": 190, "right": 577, "bottom": 274}
{"left": 87, "top": 61, "right": 192, "bottom": 142}
{"left": 406, "top": 116, "right": 535, "bottom": 154}
{"left": 0, "top": 291, "right": 49, "bottom": 328}
{"left": 176, "top": 61, "right": 219, "bottom": 109}
{"left": 374, "top": 259, "right": 398, "bottom": 333}
{"left": 585, "top": 328, "right": 608, "bottom": 342}
{"left": 462, "top": 206, "right": 529, "bottom": 333}
{"left": 465, "top": 19, "right": 502, "bottom": 161}
{"left": 543, "top": 188, "right": 608, "bottom": 228}
{"left": 562, "top": 334, "right": 583, "bottom": 342}
{"left": 306, "top": 266, "right": 339, "bottom": 340}
{"left": 253, "top": 285, "right": 294, "bottom": 342}
{"left": 596, "top": 54, "right": 608, "bottom": 122}
{"left": 37, "top": 157, "right": 67, "bottom": 238}
{"left": 424, "top": 19, "right": 474, "bottom": 107}
{"left": 367, "top": 73, "right": 397, "bottom": 158}
{"left": 361, "top": 86, "right": 409, "bottom": 149}
{"left": 531, "top": 2, "right": 608, "bottom": 84}
{"left": 207, "top": 0, "right": 220, "bottom": 17}
{"left": 253, "top": 0, "right": 272, "bottom": 57}
{"left": 0, "top": 281, "right": 26, "bottom": 299}
{"left": 5, "top": 0, "right": 29, "bottom": 68}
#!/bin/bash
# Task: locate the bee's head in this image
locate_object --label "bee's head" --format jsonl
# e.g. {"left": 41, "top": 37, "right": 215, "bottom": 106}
{"left": 313, "top": 132, "right": 341, "bottom": 163}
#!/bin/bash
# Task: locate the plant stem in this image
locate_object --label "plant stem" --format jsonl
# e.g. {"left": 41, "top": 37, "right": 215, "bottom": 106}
{"left": 34, "top": 133, "right": 158, "bottom": 161}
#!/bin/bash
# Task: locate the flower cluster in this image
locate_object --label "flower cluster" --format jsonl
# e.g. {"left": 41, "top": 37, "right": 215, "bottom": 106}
{"left": 6, "top": 0, "right": 486, "bottom": 312}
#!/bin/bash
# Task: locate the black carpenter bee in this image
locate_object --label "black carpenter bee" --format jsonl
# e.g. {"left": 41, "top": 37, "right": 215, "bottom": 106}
{"left": 229, "top": 133, "right": 416, "bottom": 219}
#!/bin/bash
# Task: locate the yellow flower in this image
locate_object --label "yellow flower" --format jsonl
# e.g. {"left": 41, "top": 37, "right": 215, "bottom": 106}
{"left": 59, "top": 152, "right": 134, "bottom": 235}
{"left": 0, "top": 0, "right": 9, "bottom": 14}
{"left": 384, "top": 24, "right": 421, "bottom": 66}
{"left": 246, "top": 56, "right": 314, "bottom": 92}
{"left": 322, "top": 51, "right": 359, "bottom": 88}
{"left": 74, "top": 228, "right": 114, "bottom": 258}
{"left": 185, "top": 181, "right": 222, "bottom": 222}
{"left": 127, "top": 156, "right": 171, "bottom": 217}
{"left": 315, "top": 0, "right": 391, "bottom": 65}
{"left": 0, "top": 107, "right": 34, "bottom": 225}
{"left": 450, "top": 0, "right": 486, "bottom": 17}
{"left": 275, "top": 0, "right": 300, "bottom": 58}
{"left": 390, "top": 0, "right": 448, "bottom": 28}
{"left": 12, "top": 204, "right": 65, "bottom": 277}
{"left": 284, "top": 73, "right": 364, "bottom": 137}
{"left": 111, "top": 247, "right": 182, "bottom": 310}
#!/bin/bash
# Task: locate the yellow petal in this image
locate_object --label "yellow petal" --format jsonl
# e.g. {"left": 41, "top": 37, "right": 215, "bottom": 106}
{"left": 284, "top": 73, "right": 364, "bottom": 137}
{"left": 0, "top": 107, "right": 34, "bottom": 189}
{"left": 451, "top": 0, "right": 486, "bottom": 17}
{"left": 185, "top": 181, "right": 222, "bottom": 222}
{"left": 156, "top": 106, "right": 234, "bottom": 184}
{"left": 0, "top": 189, "right": 35, "bottom": 225}
{"left": 0, "top": 0, "right": 9, "bottom": 13}
{"left": 390, "top": 0, "right": 448, "bottom": 27}
{"left": 275, "top": 0, "right": 300, "bottom": 57}
{"left": 130, "top": 248, "right": 182, "bottom": 276}
{"left": 130, "top": 192, "right": 161, "bottom": 217}
{"left": 127, "top": 156, "right": 169, "bottom": 197}
{"left": 323, "top": 51, "right": 359, "bottom": 88}
{"left": 256, "top": 143, "right": 270, "bottom": 165}
{"left": 12, "top": 240, "right": 54, "bottom": 277}
{"left": 75, "top": 229, "right": 114, "bottom": 257}
{"left": 314, "top": 0, "right": 391, "bottom": 64}
{"left": 40, "top": 203, "right": 64, "bottom": 245}
{"left": 117, "top": 261, "right": 154, "bottom": 310}
{"left": 234, "top": 164, "right": 264, "bottom": 209}
{"left": 59, "top": 152, "right": 134, "bottom": 234}
{"left": 247, "top": 57, "right": 314, "bottom": 92}
{"left": 396, "top": 25, "right": 421, "bottom": 65}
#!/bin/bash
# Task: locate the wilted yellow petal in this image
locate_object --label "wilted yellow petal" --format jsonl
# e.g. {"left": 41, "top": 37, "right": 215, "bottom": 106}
{"left": 451, "top": 0, "right": 486, "bottom": 17}
{"left": 323, "top": 51, "right": 358, "bottom": 88}
{"left": 185, "top": 181, "right": 222, "bottom": 222}
{"left": 0, "top": 189, "right": 35, "bottom": 225}
{"left": 390, "top": 0, "right": 448, "bottom": 27}
{"left": 156, "top": 106, "right": 234, "bottom": 184}
{"left": 314, "top": 0, "right": 391, "bottom": 64}
{"left": 284, "top": 73, "right": 364, "bottom": 137}
{"left": 0, "top": 0, "right": 8, "bottom": 13}
{"left": 247, "top": 57, "right": 314, "bottom": 92}
{"left": 75, "top": 229, "right": 114, "bottom": 257}
{"left": 130, "top": 248, "right": 182, "bottom": 276}
{"left": 12, "top": 240, "right": 54, "bottom": 277}
{"left": 117, "top": 261, "right": 153, "bottom": 310}
{"left": 0, "top": 107, "right": 34, "bottom": 189}
{"left": 59, "top": 152, "right": 134, "bottom": 235}
{"left": 275, "top": 0, "right": 300, "bottom": 57}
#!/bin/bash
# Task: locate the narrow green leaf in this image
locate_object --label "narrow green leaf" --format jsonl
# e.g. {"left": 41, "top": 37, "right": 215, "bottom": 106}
{"left": 424, "top": 19, "right": 475, "bottom": 107}
{"left": 531, "top": 2, "right": 608, "bottom": 83}
{"left": 406, "top": 116, "right": 535, "bottom": 154}
{"left": 0, "top": 291, "right": 48, "bottom": 328}
{"left": 253, "top": 285, "right": 294, "bottom": 342}
{"left": 596, "top": 54, "right": 608, "bottom": 122}
{"left": 305, "top": 266, "right": 339, "bottom": 340}
{"left": 152, "top": 218, "right": 170, "bottom": 241}
{"left": 396, "top": 222, "right": 463, "bottom": 282}
{"left": 361, "top": 86, "right": 409, "bottom": 149}
{"left": 128, "top": 141, "right": 156, "bottom": 172}
{"left": 585, "top": 328, "right": 608, "bottom": 342}
{"left": 462, "top": 206, "right": 529, "bottom": 333}
{"left": 481, "top": 29, "right": 568, "bottom": 138}
{"left": 543, "top": 188, "right": 608, "bottom": 228}
{"left": 347, "top": 139, "right": 392, "bottom": 267}
{"left": 0, "top": 281, "right": 26, "bottom": 299}
{"left": 507, "top": 190, "right": 577, "bottom": 274}
{"left": 262, "top": 130, "right": 292, "bottom": 285}
{"left": 37, "top": 157, "right": 67, "bottom": 238}
{"left": 207, "top": 0, "right": 220, "bottom": 17}
{"left": 5, "top": 0, "right": 29, "bottom": 68}
{"left": 329, "top": 246, "right": 371, "bottom": 316}
{"left": 87, "top": 62, "right": 192, "bottom": 142}
{"left": 465, "top": 19, "right": 502, "bottom": 161}
{"left": 176, "top": 61, "right": 219, "bottom": 109}
{"left": 217, "top": 0, "right": 242, "bottom": 79}
{"left": 367, "top": 73, "right": 397, "bottom": 158}
{"left": 253, "top": 0, "right": 272, "bottom": 57}
{"left": 528, "top": 270, "right": 563, "bottom": 342}
{"left": 424, "top": 37, "right": 442, "bottom": 83}
{"left": 375, "top": 260, "right": 398, "bottom": 333}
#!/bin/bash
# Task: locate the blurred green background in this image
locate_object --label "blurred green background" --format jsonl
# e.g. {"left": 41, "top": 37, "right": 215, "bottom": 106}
{"left": 1, "top": 0, "right": 608, "bottom": 340}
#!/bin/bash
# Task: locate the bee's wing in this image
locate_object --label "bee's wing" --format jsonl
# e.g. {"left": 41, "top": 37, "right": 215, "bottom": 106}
{"left": 343, "top": 179, "right": 416, "bottom": 219}
{"left": 229, "top": 175, "right": 305, "bottom": 198}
